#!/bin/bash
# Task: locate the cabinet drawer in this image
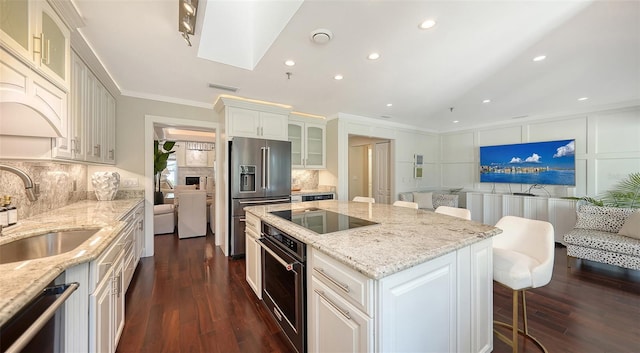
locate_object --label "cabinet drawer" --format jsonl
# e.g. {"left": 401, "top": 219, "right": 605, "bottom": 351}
{"left": 310, "top": 249, "right": 374, "bottom": 316}
{"left": 90, "top": 230, "right": 127, "bottom": 290}
{"left": 245, "top": 212, "right": 261, "bottom": 235}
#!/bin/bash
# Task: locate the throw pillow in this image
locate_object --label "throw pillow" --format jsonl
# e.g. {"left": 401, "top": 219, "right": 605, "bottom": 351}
{"left": 618, "top": 211, "right": 640, "bottom": 239}
{"left": 412, "top": 192, "right": 433, "bottom": 209}
{"left": 574, "top": 205, "right": 635, "bottom": 233}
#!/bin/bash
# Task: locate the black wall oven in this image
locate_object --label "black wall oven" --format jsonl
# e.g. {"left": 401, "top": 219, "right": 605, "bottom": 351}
{"left": 259, "top": 222, "right": 306, "bottom": 353}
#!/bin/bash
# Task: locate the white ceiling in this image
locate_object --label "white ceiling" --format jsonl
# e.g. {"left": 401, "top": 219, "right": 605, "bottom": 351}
{"left": 73, "top": 0, "right": 640, "bottom": 132}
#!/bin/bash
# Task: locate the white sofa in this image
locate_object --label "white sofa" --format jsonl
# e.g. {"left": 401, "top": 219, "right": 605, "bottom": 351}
{"left": 398, "top": 191, "right": 459, "bottom": 211}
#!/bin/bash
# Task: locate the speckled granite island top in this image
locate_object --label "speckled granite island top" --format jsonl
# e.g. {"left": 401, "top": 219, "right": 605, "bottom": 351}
{"left": 245, "top": 200, "right": 501, "bottom": 279}
{"left": 0, "top": 199, "right": 143, "bottom": 326}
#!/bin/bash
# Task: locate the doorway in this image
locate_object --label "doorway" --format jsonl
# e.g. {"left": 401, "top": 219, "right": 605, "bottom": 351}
{"left": 144, "top": 115, "right": 220, "bottom": 257}
{"left": 348, "top": 135, "right": 391, "bottom": 203}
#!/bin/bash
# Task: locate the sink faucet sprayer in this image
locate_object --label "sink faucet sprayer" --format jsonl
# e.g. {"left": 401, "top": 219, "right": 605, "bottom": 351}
{"left": 0, "top": 164, "right": 40, "bottom": 202}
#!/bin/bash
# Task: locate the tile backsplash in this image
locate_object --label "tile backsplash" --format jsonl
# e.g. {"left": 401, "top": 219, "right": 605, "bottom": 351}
{"left": 292, "top": 170, "right": 319, "bottom": 190}
{"left": 0, "top": 160, "right": 87, "bottom": 220}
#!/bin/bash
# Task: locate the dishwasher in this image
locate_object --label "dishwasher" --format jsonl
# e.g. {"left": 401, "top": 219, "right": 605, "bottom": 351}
{"left": 0, "top": 273, "right": 78, "bottom": 353}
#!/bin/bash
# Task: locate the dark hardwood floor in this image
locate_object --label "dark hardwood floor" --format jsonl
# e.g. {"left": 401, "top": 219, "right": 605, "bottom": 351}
{"left": 117, "top": 233, "right": 640, "bottom": 353}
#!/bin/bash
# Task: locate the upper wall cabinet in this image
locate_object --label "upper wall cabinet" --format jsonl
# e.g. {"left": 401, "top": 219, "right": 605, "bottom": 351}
{"left": 215, "top": 97, "right": 291, "bottom": 142}
{"left": 53, "top": 51, "right": 116, "bottom": 164}
{"left": 289, "top": 115, "right": 326, "bottom": 169}
{"left": 0, "top": 0, "right": 71, "bottom": 138}
{"left": 0, "top": 0, "right": 70, "bottom": 90}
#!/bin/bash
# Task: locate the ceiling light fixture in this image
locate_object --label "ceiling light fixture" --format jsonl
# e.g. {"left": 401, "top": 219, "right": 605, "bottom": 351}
{"left": 419, "top": 19, "right": 436, "bottom": 29}
{"left": 368, "top": 53, "right": 380, "bottom": 60}
{"left": 533, "top": 55, "right": 546, "bottom": 62}
{"left": 284, "top": 60, "right": 295, "bottom": 66}
{"left": 453, "top": 120, "right": 459, "bottom": 123}
{"left": 179, "top": 0, "right": 198, "bottom": 46}
{"left": 334, "top": 74, "right": 343, "bottom": 80}
{"left": 577, "top": 97, "right": 589, "bottom": 101}
{"left": 482, "top": 99, "right": 491, "bottom": 103}
{"left": 386, "top": 103, "right": 393, "bottom": 107}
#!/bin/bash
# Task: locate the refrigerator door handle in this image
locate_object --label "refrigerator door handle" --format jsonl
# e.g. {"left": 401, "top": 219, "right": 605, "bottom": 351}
{"left": 261, "top": 147, "right": 267, "bottom": 189}
{"left": 265, "top": 147, "right": 270, "bottom": 188}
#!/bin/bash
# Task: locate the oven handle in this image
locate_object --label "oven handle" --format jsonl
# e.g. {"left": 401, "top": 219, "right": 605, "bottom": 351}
{"left": 6, "top": 282, "right": 79, "bottom": 353}
{"left": 257, "top": 238, "right": 297, "bottom": 271}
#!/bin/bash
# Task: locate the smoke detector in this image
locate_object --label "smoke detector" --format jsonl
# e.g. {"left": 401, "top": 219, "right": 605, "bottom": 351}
{"left": 310, "top": 28, "right": 333, "bottom": 44}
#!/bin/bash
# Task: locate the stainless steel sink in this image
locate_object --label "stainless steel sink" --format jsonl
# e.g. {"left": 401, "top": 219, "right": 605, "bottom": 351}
{"left": 0, "top": 229, "right": 100, "bottom": 264}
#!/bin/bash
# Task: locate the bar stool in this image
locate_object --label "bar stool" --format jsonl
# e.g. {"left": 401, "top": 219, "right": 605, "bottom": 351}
{"left": 353, "top": 196, "right": 375, "bottom": 203}
{"left": 393, "top": 200, "right": 419, "bottom": 209}
{"left": 434, "top": 205, "right": 471, "bottom": 220}
{"left": 493, "top": 216, "right": 555, "bottom": 353}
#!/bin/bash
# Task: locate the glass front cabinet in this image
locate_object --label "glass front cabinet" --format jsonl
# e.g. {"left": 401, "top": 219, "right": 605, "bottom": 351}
{"left": 0, "top": 0, "right": 70, "bottom": 90}
{"left": 288, "top": 118, "right": 326, "bottom": 169}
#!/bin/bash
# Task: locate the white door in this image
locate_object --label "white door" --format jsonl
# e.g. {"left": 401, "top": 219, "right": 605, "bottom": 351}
{"left": 373, "top": 142, "right": 391, "bottom": 204}
{"left": 348, "top": 145, "right": 368, "bottom": 201}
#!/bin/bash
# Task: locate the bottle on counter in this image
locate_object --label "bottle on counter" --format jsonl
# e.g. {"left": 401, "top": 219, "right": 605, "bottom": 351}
{"left": 0, "top": 206, "right": 7, "bottom": 228}
{"left": 4, "top": 195, "right": 17, "bottom": 226}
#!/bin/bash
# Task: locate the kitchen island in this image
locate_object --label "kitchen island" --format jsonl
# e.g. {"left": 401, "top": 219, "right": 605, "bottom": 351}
{"left": 245, "top": 200, "right": 501, "bottom": 353}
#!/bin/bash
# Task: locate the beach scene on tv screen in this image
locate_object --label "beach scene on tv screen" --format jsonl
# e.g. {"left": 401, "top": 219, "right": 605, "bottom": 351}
{"left": 480, "top": 139, "right": 576, "bottom": 185}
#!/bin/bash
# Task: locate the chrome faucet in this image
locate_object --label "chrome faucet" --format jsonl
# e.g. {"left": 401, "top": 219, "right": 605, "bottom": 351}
{"left": 0, "top": 164, "right": 39, "bottom": 201}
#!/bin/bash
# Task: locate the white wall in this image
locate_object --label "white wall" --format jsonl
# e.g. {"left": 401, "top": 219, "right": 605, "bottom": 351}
{"left": 331, "top": 113, "right": 441, "bottom": 201}
{"left": 440, "top": 105, "right": 640, "bottom": 198}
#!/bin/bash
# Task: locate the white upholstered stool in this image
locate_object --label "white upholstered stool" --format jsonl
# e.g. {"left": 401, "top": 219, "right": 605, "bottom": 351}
{"left": 434, "top": 205, "right": 471, "bottom": 220}
{"left": 392, "top": 200, "right": 419, "bottom": 209}
{"left": 153, "top": 204, "right": 175, "bottom": 235}
{"left": 352, "top": 196, "right": 375, "bottom": 203}
{"left": 493, "top": 216, "right": 554, "bottom": 353}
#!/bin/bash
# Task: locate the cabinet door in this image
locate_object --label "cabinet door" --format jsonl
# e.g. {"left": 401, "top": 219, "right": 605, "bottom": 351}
{"left": 304, "top": 123, "right": 325, "bottom": 168}
{"left": 228, "top": 107, "right": 260, "bottom": 138}
{"left": 103, "top": 91, "right": 116, "bottom": 164}
{"left": 33, "top": 0, "right": 70, "bottom": 90}
{"left": 53, "top": 51, "right": 84, "bottom": 159}
{"left": 259, "top": 111, "right": 288, "bottom": 141}
{"left": 378, "top": 251, "right": 457, "bottom": 352}
{"left": 548, "top": 198, "right": 577, "bottom": 244}
{"left": 0, "top": 0, "right": 32, "bottom": 61}
{"left": 245, "top": 229, "right": 262, "bottom": 298}
{"left": 288, "top": 122, "right": 304, "bottom": 167}
{"left": 113, "top": 258, "right": 125, "bottom": 346}
{"left": 90, "top": 274, "right": 113, "bottom": 353}
{"left": 308, "top": 277, "right": 372, "bottom": 353}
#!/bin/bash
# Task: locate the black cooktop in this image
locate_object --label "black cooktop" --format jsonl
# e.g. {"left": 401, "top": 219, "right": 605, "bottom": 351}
{"left": 270, "top": 207, "right": 378, "bottom": 234}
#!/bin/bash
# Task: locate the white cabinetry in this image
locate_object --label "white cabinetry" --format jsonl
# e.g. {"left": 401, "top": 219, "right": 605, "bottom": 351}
{"left": 227, "top": 106, "right": 288, "bottom": 140}
{"left": 245, "top": 213, "right": 262, "bottom": 298}
{"left": 467, "top": 192, "right": 576, "bottom": 243}
{"left": 307, "top": 239, "right": 493, "bottom": 353}
{"left": 0, "top": 47, "right": 67, "bottom": 137}
{"left": 0, "top": 0, "right": 70, "bottom": 90}
{"left": 53, "top": 51, "right": 116, "bottom": 164}
{"left": 289, "top": 116, "right": 326, "bottom": 169}
{"left": 90, "top": 230, "right": 126, "bottom": 353}
{"left": 215, "top": 96, "right": 292, "bottom": 141}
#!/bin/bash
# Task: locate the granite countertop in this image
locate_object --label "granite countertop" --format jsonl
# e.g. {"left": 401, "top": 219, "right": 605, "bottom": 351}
{"left": 245, "top": 200, "right": 501, "bottom": 279}
{"left": 0, "top": 199, "right": 143, "bottom": 326}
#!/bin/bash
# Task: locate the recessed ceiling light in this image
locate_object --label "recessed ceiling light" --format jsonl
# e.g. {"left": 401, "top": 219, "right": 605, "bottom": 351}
{"left": 453, "top": 120, "right": 459, "bottom": 123}
{"left": 386, "top": 103, "right": 393, "bottom": 107}
{"left": 284, "top": 60, "right": 295, "bottom": 66}
{"left": 578, "top": 97, "right": 589, "bottom": 101}
{"left": 368, "top": 52, "right": 380, "bottom": 60}
{"left": 334, "top": 74, "right": 343, "bottom": 80}
{"left": 482, "top": 99, "right": 491, "bottom": 104}
{"left": 419, "top": 19, "right": 436, "bottom": 29}
{"left": 533, "top": 55, "right": 546, "bottom": 62}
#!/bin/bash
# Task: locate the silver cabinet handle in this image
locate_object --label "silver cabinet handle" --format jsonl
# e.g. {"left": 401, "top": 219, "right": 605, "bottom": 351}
{"left": 314, "top": 289, "right": 351, "bottom": 320}
{"left": 5, "top": 282, "right": 79, "bottom": 353}
{"left": 314, "top": 267, "right": 350, "bottom": 293}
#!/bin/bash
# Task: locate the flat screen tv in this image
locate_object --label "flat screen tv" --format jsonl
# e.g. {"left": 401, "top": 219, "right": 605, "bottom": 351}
{"left": 480, "top": 139, "right": 576, "bottom": 186}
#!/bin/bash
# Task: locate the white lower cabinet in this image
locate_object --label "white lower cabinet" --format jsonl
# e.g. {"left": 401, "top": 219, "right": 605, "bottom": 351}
{"left": 309, "top": 277, "right": 373, "bottom": 353}
{"left": 307, "top": 238, "right": 493, "bottom": 353}
{"left": 245, "top": 212, "right": 262, "bottom": 298}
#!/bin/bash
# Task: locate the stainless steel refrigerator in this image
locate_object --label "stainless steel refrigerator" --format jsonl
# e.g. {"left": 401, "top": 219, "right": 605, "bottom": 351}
{"left": 229, "top": 137, "right": 291, "bottom": 258}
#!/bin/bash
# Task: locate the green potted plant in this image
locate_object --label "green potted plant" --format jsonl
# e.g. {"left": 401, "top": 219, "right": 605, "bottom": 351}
{"left": 565, "top": 172, "right": 640, "bottom": 209}
{"left": 154, "top": 140, "right": 176, "bottom": 205}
